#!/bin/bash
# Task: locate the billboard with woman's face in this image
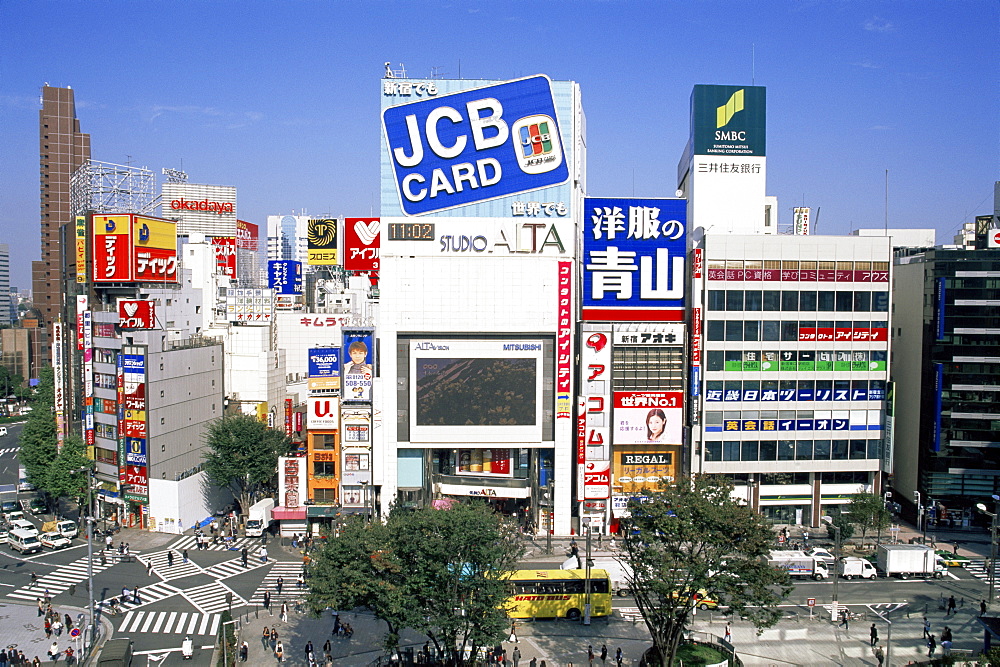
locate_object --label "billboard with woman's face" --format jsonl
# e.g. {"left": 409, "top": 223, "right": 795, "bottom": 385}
{"left": 613, "top": 391, "right": 683, "bottom": 445}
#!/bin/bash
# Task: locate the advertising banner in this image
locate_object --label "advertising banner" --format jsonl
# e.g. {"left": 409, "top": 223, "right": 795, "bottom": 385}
{"left": 382, "top": 75, "right": 568, "bottom": 216}
{"left": 614, "top": 448, "right": 678, "bottom": 493}
{"left": 93, "top": 215, "right": 133, "bottom": 282}
{"left": 556, "top": 261, "right": 572, "bottom": 418}
{"left": 307, "top": 219, "right": 339, "bottom": 265}
{"left": 582, "top": 198, "right": 686, "bottom": 322}
{"left": 342, "top": 329, "right": 375, "bottom": 402}
{"left": 53, "top": 322, "right": 65, "bottom": 446}
{"left": 212, "top": 236, "right": 237, "bottom": 279}
{"left": 309, "top": 396, "right": 340, "bottom": 430}
{"left": 225, "top": 288, "right": 274, "bottom": 325}
{"left": 75, "top": 215, "right": 88, "bottom": 283}
{"left": 343, "top": 218, "right": 380, "bottom": 272}
{"left": 125, "top": 437, "right": 147, "bottom": 466}
{"left": 132, "top": 215, "right": 178, "bottom": 283}
{"left": 582, "top": 460, "right": 611, "bottom": 500}
{"left": 692, "top": 85, "right": 766, "bottom": 156}
{"left": 581, "top": 329, "right": 612, "bottom": 463}
{"left": 285, "top": 398, "right": 293, "bottom": 437}
{"left": 342, "top": 409, "right": 371, "bottom": 443}
{"left": 118, "top": 300, "right": 157, "bottom": 330}
{"left": 268, "top": 260, "right": 302, "bottom": 295}
{"left": 793, "top": 207, "right": 811, "bottom": 236}
{"left": 124, "top": 464, "right": 148, "bottom": 501}
{"left": 456, "top": 448, "right": 512, "bottom": 477}
{"left": 308, "top": 347, "right": 341, "bottom": 393}
{"left": 236, "top": 219, "right": 258, "bottom": 251}
{"left": 279, "top": 456, "right": 307, "bottom": 508}
{"left": 613, "top": 391, "right": 683, "bottom": 445}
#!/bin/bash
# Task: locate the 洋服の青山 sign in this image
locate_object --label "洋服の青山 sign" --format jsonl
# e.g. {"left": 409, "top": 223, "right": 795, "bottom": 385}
{"left": 169, "top": 198, "right": 234, "bottom": 214}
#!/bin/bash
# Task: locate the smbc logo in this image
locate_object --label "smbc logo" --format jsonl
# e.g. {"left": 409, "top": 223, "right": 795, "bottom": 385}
{"left": 715, "top": 89, "right": 747, "bottom": 140}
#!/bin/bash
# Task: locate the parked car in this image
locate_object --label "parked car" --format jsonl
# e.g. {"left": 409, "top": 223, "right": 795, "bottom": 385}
{"left": 1, "top": 500, "right": 18, "bottom": 514}
{"left": 39, "top": 531, "right": 71, "bottom": 550}
{"left": 27, "top": 498, "right": 46, "bottom": 514}
{"left": 805, "top": 547, "right": 838, "bottom": 568}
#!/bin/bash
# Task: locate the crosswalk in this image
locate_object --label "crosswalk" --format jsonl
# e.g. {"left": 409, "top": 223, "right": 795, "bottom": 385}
{"left": 203, "top": 555, "right": 272, "bottom": 580}
{"left": 965, "top": 558, "right": 995, "bottom": 581}
{"left": 248, "top": 561, "right": 308, "bottom": 605}
{"left": 0, "top": 446, "right": 20, "bottom": 457}
{"left": 141, "top": 550, "right": 203, "bottom": 581}
{"left": 182, "top": 582, "right": 247, "bottom": 614}
{"left": 7, "top": 555, "right": 115, "bottom": 601}
{"left": 95, "top": 581, "right": 183, "bottom": 614}
{"left": 168, "top": 534, "right": 262, "bottom": 553}
{"left": 118, "top": 610, "right": 220, "bottom": 635}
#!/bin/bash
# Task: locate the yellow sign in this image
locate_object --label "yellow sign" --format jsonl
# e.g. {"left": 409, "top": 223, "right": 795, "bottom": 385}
{"left": 256, "top": 401, "right": 269, "bottom": 423}
{"left": 716, "top": 89, "right": 744, "bottom": 128}
{"left": 133, "top": 215, "right": 177, "bottom": 250}
{"left": 75, "top": 215, "right": 87, "bottom": 283}
{"left": 307, "top": 218, "right": 338, "bottom": 265}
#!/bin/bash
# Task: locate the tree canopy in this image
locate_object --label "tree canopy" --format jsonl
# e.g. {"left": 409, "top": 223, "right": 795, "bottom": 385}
{"left": 618, "top": 476, "right": 792, "bottom": 667}
{"left": 844, "top": 492, "right": 890, "bottom": 544}
{"left": 307, "top": 501, "right": 524, "bottom": 664}
{"left": 202, "top": 413, "right": 291, "bottom": 516}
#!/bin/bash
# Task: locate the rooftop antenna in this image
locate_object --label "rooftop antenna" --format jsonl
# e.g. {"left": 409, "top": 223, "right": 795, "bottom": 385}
{"left": 430, "top": 65, "right": 447, "bottom": 79}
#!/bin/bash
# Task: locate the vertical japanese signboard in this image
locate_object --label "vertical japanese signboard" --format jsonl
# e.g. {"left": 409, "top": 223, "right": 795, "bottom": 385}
{"left": 211, "top": 236, "right": 237, "bottom": 279}
{"left": 582, "top": 198, "right": 686, "bottom": 322}
{"left": 268, "top": 260, "right": 302, "bottom": 295}
{"left": 52, "top": 321, "right": 65, "bottom": 447}
{"left": 342, "top": 329, "right": 375, "bottom": 403}
{"left": 578, "top": 328, "right": 611, "bottom": 502}
{"left": 93, "top": 215, "right": 133, "bottom": 282}
{"left": 120, "top": 348, "right": 148, "bottom": 502}
{"left": 75, "top": 215, "right": 88, "bottom": 283}
{"left": 556, "top": 261, "right": 572, "bottom": 418}
{"left": 307, "top": 219, "right": 339, "bottom": 265}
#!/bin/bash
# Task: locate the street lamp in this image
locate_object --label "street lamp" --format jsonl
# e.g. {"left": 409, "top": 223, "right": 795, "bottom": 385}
{"left": 914, "top": 490, "right": 926, "bottom": 545}
{"left": 871, "top": 608, "right": 893, "bottom": 667}
{"left": 359, "top": 480, "right": 369, "bottom": 522}
{"left": 821, "top": 515, "right": 841, "bottom": 622}
{"left": 72, "top": 465, "right": 97, "bottom": 655}
{"left": 976, "top": 494, "right": 1000, "bottom": 601}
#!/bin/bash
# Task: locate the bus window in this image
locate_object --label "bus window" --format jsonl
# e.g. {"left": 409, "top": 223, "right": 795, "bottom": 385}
{"left": 589, "top": 579, "right": 610, "bottom": 594}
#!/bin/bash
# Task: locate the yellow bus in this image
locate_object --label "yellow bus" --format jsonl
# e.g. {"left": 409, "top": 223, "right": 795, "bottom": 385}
{"left": 504, "top": 568, "right": 613, "bottom": 620}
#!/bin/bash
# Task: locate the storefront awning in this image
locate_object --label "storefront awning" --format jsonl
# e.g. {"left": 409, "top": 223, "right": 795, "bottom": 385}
{"left": 306, "top": 506, "right": 371, "bottom": 518}
{"left": 273, "top": 506, "right": 307, "bottom": 520}
{"left": 437, "top": 482, "right": 531, "bottom": 499}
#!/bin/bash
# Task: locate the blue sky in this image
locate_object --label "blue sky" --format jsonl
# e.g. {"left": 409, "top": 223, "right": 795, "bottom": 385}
{"left": 1, "top": 0, "right": 997, "bottom": 288}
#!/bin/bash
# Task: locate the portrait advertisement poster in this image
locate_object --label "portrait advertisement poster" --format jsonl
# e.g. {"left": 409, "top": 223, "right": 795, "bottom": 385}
{"left": 613, "top": 391, "right": 683, "bottom": 445}
{"left": 342, "top": 329, "right": 375, "bottom": 402}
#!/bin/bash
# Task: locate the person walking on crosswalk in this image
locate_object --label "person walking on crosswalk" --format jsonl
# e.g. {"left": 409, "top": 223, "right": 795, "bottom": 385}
{"left": 167, "top": 550, "right": 175, "bottom": 567}
{"left": 264, "top": 590, "right": 272, "bottom": 614}
{"left": 280, "top": 602, "right": 288, "bottom": 623}
{"left": 276, "top": 577, "right": 284, "bottom": 596}
{"left": 242, "top": 547, "right": 249, "bottom": 568}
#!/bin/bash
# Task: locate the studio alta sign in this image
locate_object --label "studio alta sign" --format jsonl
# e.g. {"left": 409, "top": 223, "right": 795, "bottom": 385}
{"left": 169, "top": 198, "right": 234, "bottom": 215}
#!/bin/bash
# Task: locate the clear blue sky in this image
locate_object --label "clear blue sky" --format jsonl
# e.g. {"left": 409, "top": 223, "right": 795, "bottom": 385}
{"left": 1, "top": 1, "right": 997, "bottom": 288}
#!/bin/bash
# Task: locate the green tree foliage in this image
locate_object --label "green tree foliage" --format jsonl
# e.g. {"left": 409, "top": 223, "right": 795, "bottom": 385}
{"left": 307, "top": 502, "right": 524, "bottom": 664}
{"left": 618, "top": 476, "right": 792, "bottom": 667}
{"left": 845, "top": 492, "right": 890, "bottom": 544}
{"left": 202, "top": 413, "right": 291, "bottom": 517}
{"left": 0, "top": 363, "right": 28, "bottom": 401}
{"left": 47, "top": 436, "right": 93, "bottom": 505}
{"left": 18, "top": 366, "right": 57, "bottom": 489}
{"left": 824, "top": 512, "right": 856, "bottom": 541}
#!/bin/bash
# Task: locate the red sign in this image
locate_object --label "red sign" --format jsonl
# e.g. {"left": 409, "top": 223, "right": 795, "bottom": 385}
{"left": 93, "top": 215, "right": 133, "bottom": 282}
{"left": 212, "top": 236, "right": 237, "bottom": 279}
{"left": 236, "top": 220, "right": 258, "bottom": 251}
{"left": 343, "top": 218, "right": 380, "bottom": 272}
{"left": 93, "top": 214, "right": 178, "bottom": 284}
{"left": 125, "top": 465, "right": 148, "bottom": 493}
{"left": 118, "top": 300, "right": 157, "bottom": 330}
{"left": 692, "top": 248, "right": 703, "bottom": 279}
{"left": 284, "top": 398, "right": 293, "bottom": 437}
{"left": 583, "top": 460, "right": 611, "bottom": 500}
{"left": 576, "top": 397, "right": 586, "bottom": 465}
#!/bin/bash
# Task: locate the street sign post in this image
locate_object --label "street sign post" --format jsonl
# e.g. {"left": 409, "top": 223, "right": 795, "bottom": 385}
{"left": 807, "top": 597, "right": 816, "bottom": 619}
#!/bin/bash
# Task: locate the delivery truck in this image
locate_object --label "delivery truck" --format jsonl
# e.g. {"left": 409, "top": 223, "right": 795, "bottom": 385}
{"left": 589, "top": 557, "right": 636, "bottom": 596}
{"left": 245, "top": 498, "right": 275, "bottom": 537}
{"left": 876, "top": 544, "right": 946, "bottom": 579}
{"left": 838, "top": 556, "right": 877, "bottom": 579}
{"left": 766, "top": 550, "right": 829, "bottom": 580}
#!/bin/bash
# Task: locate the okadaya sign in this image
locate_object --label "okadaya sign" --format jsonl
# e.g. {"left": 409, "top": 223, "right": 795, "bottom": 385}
{"left": 383, "top": 75, "right": 568, "bottom": 216}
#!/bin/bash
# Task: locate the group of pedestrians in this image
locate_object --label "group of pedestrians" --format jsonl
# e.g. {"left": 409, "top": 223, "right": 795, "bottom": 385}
{"left": 0, "top": 646, "right": 36, "bottom": 666}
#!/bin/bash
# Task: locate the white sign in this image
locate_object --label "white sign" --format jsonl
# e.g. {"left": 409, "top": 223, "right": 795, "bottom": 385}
{"left": 308, "top": 396, "right": 340, "bottom": 430}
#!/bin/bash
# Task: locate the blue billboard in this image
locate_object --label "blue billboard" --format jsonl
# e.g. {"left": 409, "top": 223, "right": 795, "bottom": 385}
{"left": 382, "top": 75, "right": 568, "bottom": 216}
{"left": 308, "top": 347, "right": 341, "bottom": 378}
{"left": 581, "top": 197, "right": 687, "bottom": 322}
{"left": 268, "top": 260, "right": 302, "bottom": 295}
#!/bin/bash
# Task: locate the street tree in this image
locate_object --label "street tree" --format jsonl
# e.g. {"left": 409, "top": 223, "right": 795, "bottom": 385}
{"left": 202, "top": 413, "right": 291, "bottom": 518}
{"left": 46, "top": 435, "right": 93, "bottom": 514}
{"left": 618, "top": 476, "right": 792, "bottom": 667}
{"left": 307, "top": 501, "right": 524, "bottom": 664}
{"left": 18, "top": 366, "right": 57, "bottom": 489}
{"left": 845, "top": 492, "right": 890, "bottom": 545}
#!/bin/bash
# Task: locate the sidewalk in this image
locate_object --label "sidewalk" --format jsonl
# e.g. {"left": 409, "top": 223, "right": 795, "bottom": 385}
{"left": 0, "top": 600, "right": 106, "bottom": 665}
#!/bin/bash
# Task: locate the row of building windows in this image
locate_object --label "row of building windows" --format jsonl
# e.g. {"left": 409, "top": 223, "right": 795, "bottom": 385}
{"left": 705, "top": 439, "right": 880, "bottom": 462}
{"left": 707, "top": 290, "right": 889, "bottom": 313}
{"left": 708, "top": 259, "right": 890, "bottom": 272}
{"left": 706, "top": 379, "right": 886, "bottom": 402}
{"left": 705, "top": 320, "right": 888, "bottom": 342}
{"left": 706, "top": 349, "right": 888, "bottom": 372}
{"left": 722, "top": 471, "right": 869, "bottom": 485}
{"left": 612, "top": 346, "right": 684, "bottom": 392}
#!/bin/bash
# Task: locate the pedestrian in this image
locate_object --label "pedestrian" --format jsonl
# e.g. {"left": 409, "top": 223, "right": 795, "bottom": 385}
{"left": 982, "top": 599, "right": 989, "bottom": 616}
{"left": 512, "top": 647, "right": 521, "bottom": 667}
{"left": 167, "top": 550, "right": 174, "bottom": 567}
{"left": 942, "top": 626, "right": 953, "bottom": 655}
{"left": 118, "top": 541, "right": 124, "bottom": 554}
{"left": 615, "top": 648, "right": 622, "bottom": 667}
{"left": 125, "top": 542, "right": 130, "bottom": 554}
{"left": 64, "top": 613, "right": 73, "bottom": 630}
{"left": 839, "top": 608, "right": 849, "bottom": 630}
{"left": 323, "top": 640, "right": 331, "bottom": 655}
{"left": 601, "top": 644, "right": 608, "bottom": 666}
{"left": 133, "top": 586, "right": 140, "bottom": 604}
{"left": 923, "top": 616, "right": 931, "bottom": 640}
{"left": 242, "top": 547, "right": 248, "bottom": 568}
{"left": 530, "top": 658, "right": 538, "bottom": 667}
{"left": 0, "top": 648, "right": 7, "bottom": 667}
{"left": 270, "top": 627, "right": 278, "bottom": 647}
{"left": 263, "top": 590, "right": 272, "bottom": 613}
{"left": 239, "top": 641, "right": 249, "bottom": 662}
{"left": 874, "top": 645, "right": 884, "bottom": 666}
{"left": 262, "top": 627, "right": 270, "bottom": 649}
{"left": 44, "top": 618, "right": 51, "bottom": 638}
{"left": 870, "top": 622, "right": 878, "bottom": 646}
{"left": 588, "top": 644, "right": 595, "bottom": 667}
{"left": 297, "top": 572, "right": 305, "bottom": 589}
{"left": 928, "top": 633, "right": 936, "bottom": 657}
{"left": 100, "top": 551, "right": 107, "bottom": 566}
{"left": 724, "top": 621, "right": 732, "bottom": 643}
{"left": 47, "top": 643, "right": 58, "bottom": 662}
{"left": 259, "top": 545, "right": 268, "bottom": 563}
{"left": 183, "top": 549, "right": 189, "bottom": 563}
{"left": 947, "top": 595, "right": 957, "bottom": 616}
{"left": 305, "top": 641, "right": 314, "bottom": 663}
{"left": 275, "top": 640, "right": 284, "bottom": 663}
{"left": 280, "top": 602, "right": 288, "bottom": 623}
{"left": 105, "top": 534, "right": 113, "bottom": 550}
{"left": 146, "top": 559, "right": 153, "bottom": 576}
{"left": 276, "top": 576, "right": 284, "bottom": 595}
{"left": 36, "top": 598, "right": 43, "bottom": 617}
{"left": 509, "top": 620, "right": 518, "bottom": 643}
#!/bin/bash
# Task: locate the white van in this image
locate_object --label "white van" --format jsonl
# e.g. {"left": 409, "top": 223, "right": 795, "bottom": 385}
{"left": 55, "top": 520, "right": 78, "bottom": 539}
{"left": 8, "top": 519, "right": 38, "bottom": 537}
{"left": 8, "top": 528, "right": 41, "bottom": 554}
{"left": 0, "top": 426, "right": 8, "bottom": 436}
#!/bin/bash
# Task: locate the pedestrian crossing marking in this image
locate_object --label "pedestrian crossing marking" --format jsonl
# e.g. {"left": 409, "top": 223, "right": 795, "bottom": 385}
{"left": 139, "top": 550, "right": 204, "bottom": 581}
{"left": 7, "top": 555, "right": 116, "bottom": 600}
{"left": 182, "top": 581, "right": 246, "bottom": 614}
{"left": 248, "top": 561, "right": 308, "bottom": 604}
{"left": 203, "top": 555, "right": 273, "bottom": 580}
{"left": 119, "top": 610, "right": 220, "bottom": 635}
{"left": 0, "top": 447, "right": 20, "bottom": 456}
{"left": 95, "top": 581, "right": 183, "bottom": 614}
{"left": 168, "top": 534, "right": 262, "bottom": 553}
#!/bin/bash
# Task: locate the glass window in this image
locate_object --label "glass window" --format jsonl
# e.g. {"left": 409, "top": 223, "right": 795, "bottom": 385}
{"left": 868, "top": 439, "right": 880, "bottom": 459}
{"left": 725, "top": 321, "right": 743, "bottom": 341}
{"left": 708, "top": 290, "right": 726, "bottom": 311}
{"left": 799, "top": 291, "right": 817, "bottom": 311}
{"left": 745, "top": 291, "right": 763, "bottom": 311}
{"left": 854, "top": 291, "right": 871, "bottom": 312}
{"left": 795, "top": 440, "right": 813, "bottom": 460}
{"left": 707, "top": 320, "right": 724, "bottom": 341}
{"left": 762, "top": 320, "right": 780, "bottom": 341}
{"left": 726, "top": 290, "right": 745, "bottom": 311}
{"left": 836, "top": 291, "right": 853, "bottom": 312}
{"left": 849, "top": 439, "right": 868, "bottom": 459}
{"left": 705, "top": 441, "right": 722, "bottom": 461}
{"left": 759, "top": 440, "right": 777, "bottom": 460}
{"left": 761, "top": 380, "right": 779, "bottom": 398}
{"left": 814, "top": 440, "right": 831, "bottom": 459}
{"left": 818, "top": 291, "right": 835, "bottom": 311}
{"left": 781, "top": 321, "right": 799, "bottom": 341}
{"left": 707, "top": 351, "right": 724, "bottom": 371}
{"left": 832, "top": 440, "right": 849, "bottom": 460}
{"left": 778, "top": 440, "right": 795, "bottom": 460}
{"left": 781, "top": 291, "right": 799, "bottom": 311}
{"left": 763, "top": 290, "right": 781, "bottom": 311}
{"left": 834, "top": 379, "right": 850, "bottom": 399}
{"left": 723, "top": 442, "right": 741, "bottom": 461}
{"left": 725, "top": 351, "right": 742, "bottom": 367}
{"left": 724, "top": 380, "right": 742, "bottom": 399}
{"left": 741, "top": 441, "right": 759, "bottom": 461}
{"left": 873, "top": 291, "right": 889, "bottom": 312}
{"left": 816, "top": 380, "right": 833, "bottom": 400}
{"left": 744, "top": 320, "right": 760, "bottom": 341}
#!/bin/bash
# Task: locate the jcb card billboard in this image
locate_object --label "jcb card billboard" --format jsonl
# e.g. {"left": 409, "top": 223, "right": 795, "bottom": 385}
{"left": 383, "top": 75, "right": 568, "bottom": 216}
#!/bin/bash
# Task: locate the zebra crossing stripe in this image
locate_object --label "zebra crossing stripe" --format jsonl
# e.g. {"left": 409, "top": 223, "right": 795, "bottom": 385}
{"left": 119, "top": 611, "right": 220, "bottom": 635}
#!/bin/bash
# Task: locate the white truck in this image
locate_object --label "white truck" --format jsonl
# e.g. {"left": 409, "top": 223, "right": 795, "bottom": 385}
{"left": 838, "top": 556, "right": 877, "bottom": 580}
{"left": 876, "top": 544, "right": 946, "bottom": 579}
{"left": 767, "top": 550, "right": 829, "bottom": 580}
{"left": 589, "top": 557, "right": 635, "bottom": 597}
{"left": 245, "top": 498, "right": 275, "bottom": 537}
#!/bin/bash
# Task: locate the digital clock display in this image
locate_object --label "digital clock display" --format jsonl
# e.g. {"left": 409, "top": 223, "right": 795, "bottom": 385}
{"left": 387, "top": 222, "right": 435, "bottom": 241}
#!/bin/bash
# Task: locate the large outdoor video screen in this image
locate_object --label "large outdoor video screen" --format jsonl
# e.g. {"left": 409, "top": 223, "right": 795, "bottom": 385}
{"left": 409, "top": 340, "right": 544, "bottom": 443}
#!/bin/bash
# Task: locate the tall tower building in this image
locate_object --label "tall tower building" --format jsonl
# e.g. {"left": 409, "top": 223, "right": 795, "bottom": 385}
{"left": 0, "top": 244, "right": 10, "bottom": 327}
{"left": 31, "top": 85, "right": 90, "bottom": 363}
